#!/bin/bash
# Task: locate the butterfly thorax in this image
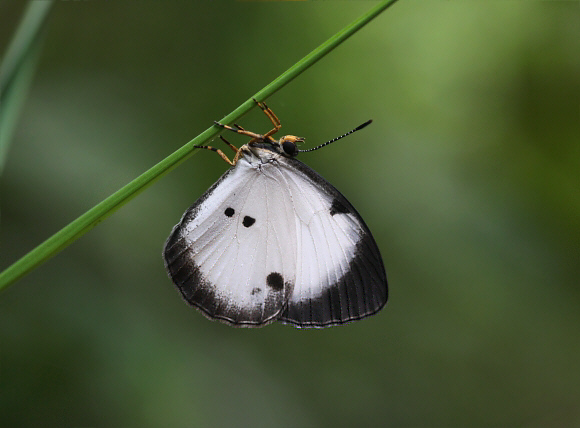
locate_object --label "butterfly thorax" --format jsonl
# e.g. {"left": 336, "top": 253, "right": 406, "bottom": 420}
{"left": 237, "top": 135, "right": 305, "bottom": 166}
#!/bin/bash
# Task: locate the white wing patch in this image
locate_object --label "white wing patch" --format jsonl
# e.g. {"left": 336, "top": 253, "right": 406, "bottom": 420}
{"left": 164, "top": 153, "right": 387, "bottom": 327}
{"left": 279, "top": 166, "right": 360, "bottom": 300}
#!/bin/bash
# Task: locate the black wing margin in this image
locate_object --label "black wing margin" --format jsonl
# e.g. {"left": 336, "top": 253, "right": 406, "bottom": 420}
{"left": 276, "top": 157, "right": 388, "bottom": 328}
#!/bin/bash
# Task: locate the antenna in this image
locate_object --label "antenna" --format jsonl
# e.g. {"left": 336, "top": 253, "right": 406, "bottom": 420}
{"left": 297, "top": 119, "right": 372, "bottom": 153}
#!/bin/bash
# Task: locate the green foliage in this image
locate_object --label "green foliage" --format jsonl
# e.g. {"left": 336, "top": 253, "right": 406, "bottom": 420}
{"left": 0, "top": 1, "right": 53, "bottom": 174}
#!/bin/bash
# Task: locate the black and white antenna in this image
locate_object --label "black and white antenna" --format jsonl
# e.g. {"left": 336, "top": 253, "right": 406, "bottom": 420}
{"left": 297, "top": 120, "right": 372, "bottom": 153}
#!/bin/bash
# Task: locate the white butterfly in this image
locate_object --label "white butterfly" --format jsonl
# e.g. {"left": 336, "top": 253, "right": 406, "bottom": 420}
{"left": 164, "top": 100, "right": 387, "bottom": 328}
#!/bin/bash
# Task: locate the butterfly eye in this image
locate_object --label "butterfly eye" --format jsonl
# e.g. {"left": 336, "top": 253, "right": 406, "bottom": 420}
{"left": 282, "top": 140, "right": 297, "bottom": 156}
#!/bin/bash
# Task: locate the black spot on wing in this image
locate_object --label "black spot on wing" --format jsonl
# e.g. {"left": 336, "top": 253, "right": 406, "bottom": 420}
{"left": 163, "top": 228, "right": 287, "bottom": 327}
{"left": 330, "top": 198, "right": 351, "bottom": 216}
{"left": 224, "top": 207, "right": 235, "bottom": 217}
{"left": 243, "top": 216, "right": 256, "bottom": 227}
{"left": 266, "top": 272, "right": 284, "bottom": 291}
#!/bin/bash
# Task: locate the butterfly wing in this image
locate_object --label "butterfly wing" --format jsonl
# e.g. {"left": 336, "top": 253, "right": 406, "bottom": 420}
{"left": 164, "top": 153, "right": 387, "bottom": 328}
{"left": 273, "top": 157, "right": 388, "bottom": 327}
{"left": 164, "top": 160, "right": 298, "bottom": 326}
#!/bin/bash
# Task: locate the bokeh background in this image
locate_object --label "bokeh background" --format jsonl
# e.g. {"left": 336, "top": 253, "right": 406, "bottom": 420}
{"left": 1, "top": 1, "right": 578, "bottom": 427}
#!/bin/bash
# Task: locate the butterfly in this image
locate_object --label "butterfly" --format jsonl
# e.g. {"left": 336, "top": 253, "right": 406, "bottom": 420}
{"left": 163, "top": 99, "right": 387, "bottom": 328}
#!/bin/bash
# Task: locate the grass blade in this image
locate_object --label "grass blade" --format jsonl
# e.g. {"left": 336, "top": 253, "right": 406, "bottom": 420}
{"left": 0, "top": 1, "right": 54, "bottom": 174}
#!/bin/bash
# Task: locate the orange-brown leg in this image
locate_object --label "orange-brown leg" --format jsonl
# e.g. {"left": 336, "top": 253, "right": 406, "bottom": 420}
{"left": 193, "top": 145, "right": 235, "bottom": 166}
{"left": 219, "top": 135, "right": 238, "bottom": 154}
{"left": 253, "top": 98, "right": 281, "bottom": 138}
{"left": 214, "top": 121, "right": 263, "bottom": 141}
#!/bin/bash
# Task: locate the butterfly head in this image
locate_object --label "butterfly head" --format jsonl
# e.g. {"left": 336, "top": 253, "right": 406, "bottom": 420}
{"left": 276, "top": 135, "right": 305, "bottom": 158}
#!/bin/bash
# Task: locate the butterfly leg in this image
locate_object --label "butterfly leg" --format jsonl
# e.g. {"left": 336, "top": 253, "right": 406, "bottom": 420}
{"left": 253, "top": 98, "right": 282, "bottom": 138}
{"left": 213, "top": 99, "right": 282, "bottom": 143}
{"left": 193, "top": 145, "right": 235, "bottom": 166}
{"left": 220, "top": 135, "right": 239, "bottom": 154}
{"left": 214, "top": 121, "right": 263, "bottom": 141}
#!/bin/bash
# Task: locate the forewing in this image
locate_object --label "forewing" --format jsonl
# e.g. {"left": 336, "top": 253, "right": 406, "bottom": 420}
{"left": 276, "top": 157, "right": 388, "bottom": 327}
{"left": 163, "top": 160, "right": 297, "bottom": 326}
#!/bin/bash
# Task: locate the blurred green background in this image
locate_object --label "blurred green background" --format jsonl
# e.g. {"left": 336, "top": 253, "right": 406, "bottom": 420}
{"left": 1, "top": 1, "right": 578, "bottom": 427}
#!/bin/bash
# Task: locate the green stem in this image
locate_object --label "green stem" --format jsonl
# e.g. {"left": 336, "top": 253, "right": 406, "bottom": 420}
{"left": 0, "top": 1, "right": 53, "bottom": 97}
{"left": 0, "top": 1, "right": 54, "bottom": 174}
{"left": 0, "top": 0, "right": 400, "bottom": 292}
{"left": 0, "top": 34, "right": 43, "bottom": 175}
